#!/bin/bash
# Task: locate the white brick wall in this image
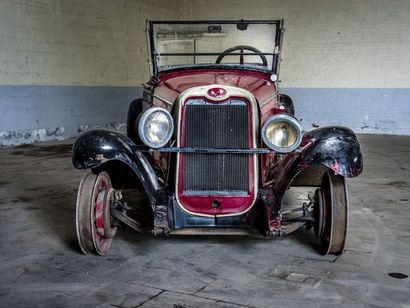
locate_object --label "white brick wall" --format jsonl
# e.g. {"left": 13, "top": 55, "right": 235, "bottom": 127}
{"left": 179, "top": 0, "right": 410, "bottom": 88}
{"left": 0, "top": 0, "right": 180, "bottom": 86}
{"left": 1, "top": 0, "right": 409, "bottom": 88}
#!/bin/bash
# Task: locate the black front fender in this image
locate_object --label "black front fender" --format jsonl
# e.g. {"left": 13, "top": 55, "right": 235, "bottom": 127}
{"left": 72, "top": 129, "right": 160, "bottom": 206}
{"left": 300, "top": 126, "right": 363, "bottom": 178}
{"left": 273, "top": 126, "right": 363, "bottom": 204}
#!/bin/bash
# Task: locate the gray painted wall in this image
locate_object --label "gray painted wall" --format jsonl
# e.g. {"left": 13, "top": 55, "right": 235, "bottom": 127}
{"left": 282, "top": 88, "right": 410, "bottom": 136}
{"left": 1, "top": 85, "right": 409, "bottom": 145}
{"left": 0, "top": 85, "right": 141, "bottom": 145}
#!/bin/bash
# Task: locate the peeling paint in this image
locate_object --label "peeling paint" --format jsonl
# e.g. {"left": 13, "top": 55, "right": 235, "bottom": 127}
{"left": 0, "top": 122, "right": 126, "bottom": 146}
{"left": 95, "top": 154, "right": 108, "bottom": 163}
{"left": 0, "top": 85, "right": 142, "bottom": 146}
{"left": 0, "top": 127, "right": 65, "bottom": 146}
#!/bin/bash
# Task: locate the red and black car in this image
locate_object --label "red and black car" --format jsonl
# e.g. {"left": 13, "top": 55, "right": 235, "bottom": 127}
{"left": 73, "top": 20, "right": 363, "bottom": 256}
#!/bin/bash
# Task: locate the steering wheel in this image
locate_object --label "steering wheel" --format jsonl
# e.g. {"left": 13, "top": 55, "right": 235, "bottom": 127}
{"left": 215, "top": 45, "right": 268, "bottom": 67}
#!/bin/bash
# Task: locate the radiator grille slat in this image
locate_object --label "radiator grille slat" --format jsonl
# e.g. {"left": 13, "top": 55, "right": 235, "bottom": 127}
{"left": 182, "top": 100, "right": 249, "bottom": 194}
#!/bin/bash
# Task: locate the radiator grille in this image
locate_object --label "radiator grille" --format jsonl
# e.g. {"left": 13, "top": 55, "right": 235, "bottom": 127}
{"left": 182, "top": 99, "right": 249, "bottom": 194}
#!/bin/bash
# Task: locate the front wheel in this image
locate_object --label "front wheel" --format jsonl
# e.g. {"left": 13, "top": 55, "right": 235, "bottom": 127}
{"left": 314, "top": 172, "right": 348, "bottom": 255}
{"left": 75, "top": 172, "right": 117, "bottom": 255}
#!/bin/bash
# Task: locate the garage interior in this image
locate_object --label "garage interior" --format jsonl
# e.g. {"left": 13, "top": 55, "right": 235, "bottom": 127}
{"left": 1, "top": 0, "right": 409, "bottom": 307}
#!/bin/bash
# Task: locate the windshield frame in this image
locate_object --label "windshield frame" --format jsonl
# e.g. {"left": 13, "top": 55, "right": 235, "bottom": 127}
{"left": 147, "top": 19, "right": 284, "bottom": 76}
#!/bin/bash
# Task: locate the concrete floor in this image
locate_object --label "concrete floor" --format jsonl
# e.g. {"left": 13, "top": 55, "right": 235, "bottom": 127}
{"left": 0, "top": 134, "right": 409, "bottom": 307}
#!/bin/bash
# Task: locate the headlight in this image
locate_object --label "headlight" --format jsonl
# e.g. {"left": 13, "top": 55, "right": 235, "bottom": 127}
{"left": 262, "top": 114, "right": 303, "bottom": 153}
{"left": 138, "top": 107, "right": 174, "bottom": 148}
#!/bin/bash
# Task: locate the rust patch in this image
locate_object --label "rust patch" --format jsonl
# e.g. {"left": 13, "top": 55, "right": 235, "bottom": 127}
{"left": 95, "top": 154, "right": 109, "bottom": 163}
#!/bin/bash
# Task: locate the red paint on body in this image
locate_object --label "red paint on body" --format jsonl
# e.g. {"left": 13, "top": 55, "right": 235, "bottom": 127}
{"left": 331, "top": 160, "right": 340, "bottom": 172}
{"left": 153, "top": 68, "right": 277, "bottom": 108}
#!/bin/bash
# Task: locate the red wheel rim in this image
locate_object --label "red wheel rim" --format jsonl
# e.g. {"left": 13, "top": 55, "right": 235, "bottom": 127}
{"left": 90, "top": 172, "right": 115, "bottom": 255}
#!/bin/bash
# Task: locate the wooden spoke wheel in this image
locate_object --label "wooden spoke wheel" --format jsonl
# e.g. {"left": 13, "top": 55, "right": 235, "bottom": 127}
{"left": 76, "top": 172, "right": 117, "bottom": 255}
{"left": 314, "top": 172, "right": 348, "bottom": 255}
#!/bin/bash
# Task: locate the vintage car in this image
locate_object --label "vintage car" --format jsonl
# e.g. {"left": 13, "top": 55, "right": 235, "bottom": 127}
{"left": 73, "top": 20, "right": 363, "bottom": 256}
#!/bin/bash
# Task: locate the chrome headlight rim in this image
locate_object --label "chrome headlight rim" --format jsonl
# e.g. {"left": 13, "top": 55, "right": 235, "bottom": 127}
{"left": 138, "top": 107, "right": 174, "bottom": 149}
{"left": 262, "top": 113, "right": 303, "bottom": 153}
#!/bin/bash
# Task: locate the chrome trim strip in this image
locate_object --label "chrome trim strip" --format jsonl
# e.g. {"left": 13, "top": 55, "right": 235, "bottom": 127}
{"left": 154, "top": 147, "right": 271, "bottom": 154}
{"left": 174, "top": 84, "right": 259, "bottom": 218}
{"left": 183, "top": 190, "right": 249, "bottom": 197}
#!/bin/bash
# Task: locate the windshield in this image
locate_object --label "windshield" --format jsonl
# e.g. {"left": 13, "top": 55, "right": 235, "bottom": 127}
{"left": 148, "top": 20, "right": 283, "bottom": 75}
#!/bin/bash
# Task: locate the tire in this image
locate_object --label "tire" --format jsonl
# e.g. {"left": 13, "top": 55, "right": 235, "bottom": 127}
{"left": 75, "top": 172, "right": 117, "bottom": 255}
{"left": 127, "top": 98, "right": 143, "bottom": 144}
{"left": 314, "top": 172, "right": 348, "bottom": 255}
